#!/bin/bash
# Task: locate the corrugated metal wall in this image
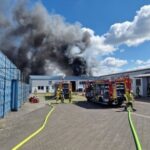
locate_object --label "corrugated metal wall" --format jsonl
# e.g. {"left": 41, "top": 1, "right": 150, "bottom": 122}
{"left": 0, "top": 51, "right": 30, "bottom": 118}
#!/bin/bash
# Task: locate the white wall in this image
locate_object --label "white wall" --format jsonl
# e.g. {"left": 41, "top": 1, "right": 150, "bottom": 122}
{"left": 131, "top": 78, "right": 136, "bottom": 95}
{"left": 131, "top": 77, "right": 146, "bottom": 96}
{"left": 76, "top": 80, "right": 87, "bottom": 91}
{"left": 32, "top": 86, "right": 46, "bottom": 93}
{"left": 142, "top": 78, "right": 147, "bottom": 97}
{"left": 31, "top": 80, "right": 59, "bottom": 93}
{"left": 31, "top": 79, "right": 88, "bottom": 93}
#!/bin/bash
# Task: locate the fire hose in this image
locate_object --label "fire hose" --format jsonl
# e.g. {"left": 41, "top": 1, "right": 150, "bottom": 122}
{"left": 12, "top": 103, "right": 142, "bottom": 150}
{"left": 12, "top": 104, "right": 55, "bottom": 150}
{"left": 128, "top": 109, "right": 142, "bottom": 150}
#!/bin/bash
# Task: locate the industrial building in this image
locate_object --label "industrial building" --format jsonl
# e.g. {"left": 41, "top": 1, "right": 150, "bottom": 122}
{"left": 30, "top": 68, "right": 150, "bottom": 97}
{"left": 30, "top": 75, "right": 95, "bottom": 94}
{"left": 0, "top": 51, "right": 29, "bottom": 118}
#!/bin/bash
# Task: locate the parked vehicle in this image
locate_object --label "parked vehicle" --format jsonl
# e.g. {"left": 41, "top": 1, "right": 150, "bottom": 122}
{"left": 85, "top": 77, "right": 131, "bottom": 106}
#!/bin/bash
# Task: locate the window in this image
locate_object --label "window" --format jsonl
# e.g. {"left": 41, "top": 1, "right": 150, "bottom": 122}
{"left": 49, "top": 81, "right": 52, "bottom": 85}
{"left": 147, "top": 77, "right": 150, "bottom": 84}
{"left": 136, "top": 79, "right": 141, "bottom": 86}
{"left": 38, "top": 86, "right": 44, "bottom": 90}
{"left": 52, "top": 85, "right": 55, "bottom": 89}
{"left": 46, "top": 86, "right": 49, "bottom": 92}
{"left": 79, "top": 81, "right": 86, "bottom": 85}
{"left": 63, "top": 83, "right": 69, "bottom": 89}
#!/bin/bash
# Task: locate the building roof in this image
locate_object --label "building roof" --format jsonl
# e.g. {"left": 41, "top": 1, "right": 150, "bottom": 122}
{"left": 30, "top": 75, "right": 96, "bottom": 81}
{"left": 99, "top": 68, "right": 150, "bottom": 78}
{"left": 30, "top": 75, "right": 63, "bottom": 80}
{"left": 30, "top": 68, "right": 150, "bottom": 81}
{"left": 134, "top": 74, "right": 150, "bottom": 78}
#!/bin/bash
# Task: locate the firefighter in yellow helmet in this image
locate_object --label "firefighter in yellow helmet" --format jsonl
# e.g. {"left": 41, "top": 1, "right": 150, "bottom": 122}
{"left": 124, "top": 89, "right": 136, "bottom": 111}
{"left": 56, "top": 88, "right": 60, "bottom": 103}
{"left": 60, "top": 88, "right": 64, "bottom": 103}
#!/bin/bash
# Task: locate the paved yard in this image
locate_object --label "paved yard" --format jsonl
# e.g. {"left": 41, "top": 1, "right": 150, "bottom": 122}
{"left": 0, "top": 97, "right": 150, "bottom": 150}
{"left": 21, "top": 102, "right": 135, "bottom": 150}
{"left": 0, "top": 98, "right": 50, "bottom": 150}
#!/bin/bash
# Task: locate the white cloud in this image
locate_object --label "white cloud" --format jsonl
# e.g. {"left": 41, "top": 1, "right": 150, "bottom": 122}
{"left": 91, "top": 66, "right": 122, "bottom": 76}
{"left": 80, "top": 28, "right": 118, "bottom": 76}
{"left": 87, "top": 57, "right": 127, "bottom": 76}
{"left": 80, "top": 5, "right": 150, "bottom": 76}
{"left": 135, "top": 59, "right": 144, "bottom": 65}
{"left": 135, "top": 59, "right": 150, "bottom": 69}
{"left": 104, "top": 5, "right": 150, "bottom": 46}
{"left": 82, "top": 27, "right": 115, "bottom": 56}
{"left": 120, "top": 49, "right": 125, "bottom": 53}
{"left": 101, "top": 57, "right": 128, "bottom": 67}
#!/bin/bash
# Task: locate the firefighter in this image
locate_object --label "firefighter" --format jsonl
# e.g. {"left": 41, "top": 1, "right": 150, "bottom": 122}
{"left": 60, "top": 89, "right": 64, "bottom": 103}
{"left": 124, "top": 89, "right": 136, "bottom": 111}
{"left": 89, "top": 83, "right": 94, "bottom": 97}
{"left": 68, "top": 89, "right": 72, "bottom": 103}
{"left": 56, "top": 88, "right": 60, "bottom": 103}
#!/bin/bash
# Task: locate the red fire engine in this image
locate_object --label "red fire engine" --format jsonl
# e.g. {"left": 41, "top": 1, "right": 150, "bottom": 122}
{"left": 85, "top": 77, "right": 131, "bottom": 106}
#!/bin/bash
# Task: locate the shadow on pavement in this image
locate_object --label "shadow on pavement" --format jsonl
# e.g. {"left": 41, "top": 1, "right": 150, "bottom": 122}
{"left": 115, "top": 107, "right": 137, "bottom": 113}
{"left": 116, "top": 110, "right": 127, "bottom": 113}
{"left": 135, "top": 97, "right": 150, "bottom": 103}
{"left": 73, "top": 101, "right": 119, "bottom": 109}
{"left": 45, "top": 95, "right": 55, "bottom": 100}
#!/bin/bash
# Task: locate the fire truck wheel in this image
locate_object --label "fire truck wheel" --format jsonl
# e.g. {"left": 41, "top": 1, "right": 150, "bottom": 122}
{"left": 87, "top": 97, "right": 91, "bottom": 102}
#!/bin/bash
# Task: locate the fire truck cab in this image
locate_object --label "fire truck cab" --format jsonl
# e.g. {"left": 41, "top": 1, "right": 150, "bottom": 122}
{"left": 85, "top": 77, "right": 131, "bottom": 106}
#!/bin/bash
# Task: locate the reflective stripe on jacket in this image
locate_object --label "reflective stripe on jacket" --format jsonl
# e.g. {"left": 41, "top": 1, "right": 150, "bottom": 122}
{"left": 124, "top": 92, "right": 134, "bottom": 103}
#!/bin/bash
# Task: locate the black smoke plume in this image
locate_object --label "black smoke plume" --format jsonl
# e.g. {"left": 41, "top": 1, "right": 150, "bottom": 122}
{"left": 0, "top": 1, "right": 92, "bottom": 80}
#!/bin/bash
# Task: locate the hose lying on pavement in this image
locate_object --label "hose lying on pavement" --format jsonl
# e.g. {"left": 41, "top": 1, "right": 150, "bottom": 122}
{"left": 128, "top": 109, "right": 142, "bottom": 150}
{"left": 12, "top": 103, "right": 142, "bottom": 150}
{"left": 12, "top": 104, "right": 55, "bottom": 150}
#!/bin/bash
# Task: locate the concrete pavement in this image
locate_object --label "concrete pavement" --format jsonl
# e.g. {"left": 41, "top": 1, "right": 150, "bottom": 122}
{"left": 0, "top": 97, "right": 150, "bottom": 150}
{"left": 21, "top": 102, "right": 136, "bottom": 150}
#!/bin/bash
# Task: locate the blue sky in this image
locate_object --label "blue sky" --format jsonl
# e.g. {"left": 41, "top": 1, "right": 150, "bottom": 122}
{"left": 41, "top": 0, "right": 149, "bottom": 34}
{"left": 38, "top": 0, "right": 150, "bottom": 75}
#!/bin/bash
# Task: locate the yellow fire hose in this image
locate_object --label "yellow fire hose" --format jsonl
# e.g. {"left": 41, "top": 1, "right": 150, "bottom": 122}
{"left": 12, "top": 102, "right": 142, "bottom": 150}
{"left": 12, "top": 104, "right": 55, "bottom": 150}
{"left": 128, "top": 109, "right": 142, "bottom": 150}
